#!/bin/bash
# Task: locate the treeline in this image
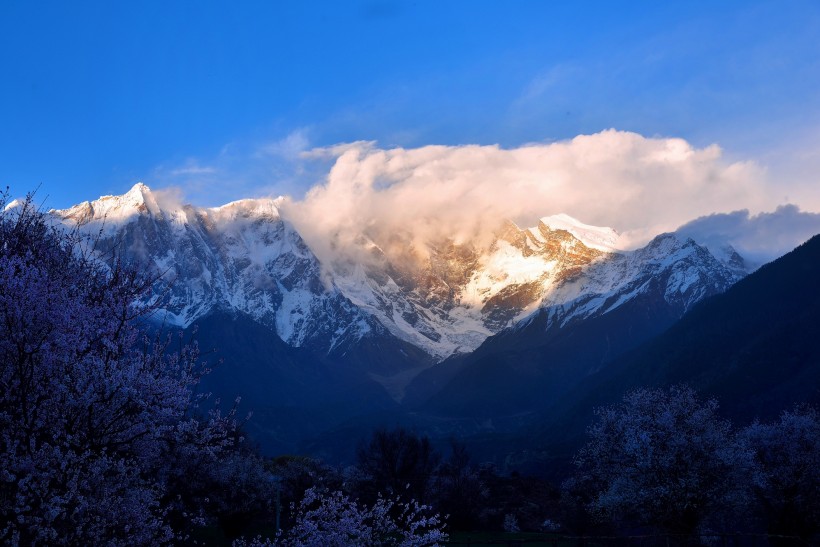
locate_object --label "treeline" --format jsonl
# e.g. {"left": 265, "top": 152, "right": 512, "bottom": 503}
{"left": 261, "top": 390, "right": 820, "bottom": 544}
{"left": 265, "top": 431, "right": 560, "bottom": 536}
{"left": 197, "top": 390, "right": 820, "bottom": 544}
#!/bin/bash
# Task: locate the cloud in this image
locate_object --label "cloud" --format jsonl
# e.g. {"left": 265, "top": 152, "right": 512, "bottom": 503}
{"left": 255, "top": 129, "right": 311, "bottom": 160}
{"left": 169, "top": 162, "right": 217, "bottom": 176}
{"left": 143, "top": 128, "right": 817, "bottom": 268}
{"left": 151, "top": 186, "right": 187, "bottom": 212}
{"left": 148, "top": 129, "right": 320, "bottom": 206}
{"left": 676, "top": 205, "right": 820, "bottom": 266}
{"left": 282, "top": 130, "right": 774, "bottom": 265}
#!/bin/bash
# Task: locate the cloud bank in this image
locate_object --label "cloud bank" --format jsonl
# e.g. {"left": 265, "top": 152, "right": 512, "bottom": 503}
{"left": 282, "top": 130, "right": 781, "bottom": 263}
{"left": 676, "top": 205, "right": 820, "bottom": 266}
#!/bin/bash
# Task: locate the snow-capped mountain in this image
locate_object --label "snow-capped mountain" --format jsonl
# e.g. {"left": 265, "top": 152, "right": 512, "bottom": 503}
{"left": 327, "top": 215, "right": 619, "bottom": 358}
{"left": 56, "top": 183, "right": 379, "bottom": 354}
{"left": 49, "top": 184, "right": 757, "bottom": 454}
{"left": 54, "top": 184, "right": 749, "bottom": 363}
{"left": 404, "top": 231, "right": 748, "bottom": 423}
{"left": 324, "top": 213, "right": 745, "bottom": 359}
{"left": 524, "top": 231, "right": 747, "bottom": 335}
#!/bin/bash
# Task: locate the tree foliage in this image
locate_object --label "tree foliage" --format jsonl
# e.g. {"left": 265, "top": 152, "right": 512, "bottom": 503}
{"left": 284, "top": 487, "right": 446, "bottom": 547}
{"left": 430, "top": 440, "right": 486, "bottom": 530}
{"left": 569, "top": 386, "right": 757, "bottom": 534}
{"left": 742, "top": 405, "right": 820, "bottom": 539}
{"left": 355, "top": 427, "right": 440, "bottom": 503}
{"left": 235, "top": 487, "right": 447, "bottom": 547}
{"left": 0, "top": 193, "right": 270, "bottom": 544}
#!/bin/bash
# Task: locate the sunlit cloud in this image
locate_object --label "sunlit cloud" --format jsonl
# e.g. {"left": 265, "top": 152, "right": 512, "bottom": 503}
{"left": 151, "top": 186, "right": 187, "bottom": 212}
{"left": 144, "top": 129, "right": 820, "bottom": 265}
{"left": 169, "top": 163, "right": 217, "bottom": 176}
{"left": 676, "top": 205, "right": 820, "bottom": 266}
{"left": 282, "top": 130, "right": 776, "bottom": 265}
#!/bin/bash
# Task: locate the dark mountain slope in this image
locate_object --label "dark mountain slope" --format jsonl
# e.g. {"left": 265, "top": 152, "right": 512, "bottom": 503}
{"left": 189, "top": 312, "right": 414, "bottom": 457}
{"left": 405, "top": 235, "right": 741, "bottom": 422}
{"left": 534, "top": 233, "right": 820, "bottom": 458}
{"left": 407, "top": 285, "right": 682, "bottom": 418}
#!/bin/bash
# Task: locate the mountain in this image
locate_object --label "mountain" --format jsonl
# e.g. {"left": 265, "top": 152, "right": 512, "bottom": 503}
{"left": 468, "top": 230, "right": 820, "bottom": 478}
{"left": 323, "top": 214, "right": 621, "bottom": 359}
{"left": 55, "top": 184, "right": 431, "bottom": 454}
{"left": 55, "top": 184, "right": 640, "bottom": 363}
{"left": 57, "top": 183, "right": 385, "bottom": 357}
{"left": 630, "top": 232, "right": 820, "bottom": 418}
{"left": 401, "top": 232, "right": 746, "bottom": 430}
{"left": 188, "top": 311, "right": 407, "bottom": 456}
{"left": 53, "top": 184, "right": 753, "bottom": 458}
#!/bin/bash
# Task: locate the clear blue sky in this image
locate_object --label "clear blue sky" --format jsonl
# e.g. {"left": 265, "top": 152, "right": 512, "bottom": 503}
{"left": 2, "top": 0, "right": 819, "bottom": 209}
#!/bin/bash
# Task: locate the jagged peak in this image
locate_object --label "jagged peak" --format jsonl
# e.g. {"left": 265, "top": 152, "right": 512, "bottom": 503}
{"left": 4, "top": 198, "right": 23, "bottom": 212}
{"left": 52, "top": 182, "right": 177, "bottom": 228}
{"left": 640, "top": 231, "right": 693, "bottom": 253}
{"left": 493, "top": 219, "right": 527, "bottom": 246}
{"left": 209, "top": 196, "right": 283, "bottom": 220}
{"left": 124, "top": 181, "right": 152, "bottom": 201}
{"left": 54, "top": 185, "right": 292, "bottom": 232}
{"left": 536, "top": 213, "right": 621, "bottom": 252}
{"left": 631, "top": 232, "right": 728, "bottom": 271}
{"left": 114, "top": 182, "right": 160, "bottom": 214}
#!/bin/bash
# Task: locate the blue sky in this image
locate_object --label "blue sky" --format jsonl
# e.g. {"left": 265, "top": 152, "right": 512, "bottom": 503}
{"left": 1, "top": 0, "right": 819, "bottom": 210}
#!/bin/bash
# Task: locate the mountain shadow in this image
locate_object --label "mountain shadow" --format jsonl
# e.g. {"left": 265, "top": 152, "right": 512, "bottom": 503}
{"left": 532, "top": 232, "right": 820, "bottom": 461}
{"left": 404, "top": 235, "right": 741, "bottom": 423}
{"left": 188, "top": 311, "right": 427, "bottom": 458}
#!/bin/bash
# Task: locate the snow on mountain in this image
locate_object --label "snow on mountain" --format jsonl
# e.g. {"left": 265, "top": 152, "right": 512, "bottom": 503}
{"left": 536, "top": 213, "right": 621, "bottom": 252}
{"left": 525, "top": 232, "right": 746, "bottom": 333}
{"left": 328, "top": 216, "right": 748, "bottom": 359}
{"left": 53, "top": 183, "right": 379, "bottom": 354}
{"left": 58, "top": 182, "right": 171, "bottom": 229}
{"left": 327, "top": 216, "right": 622, "bottom": 358}
{"left": 54, "top": 184, "right": 750, "bottom": 362}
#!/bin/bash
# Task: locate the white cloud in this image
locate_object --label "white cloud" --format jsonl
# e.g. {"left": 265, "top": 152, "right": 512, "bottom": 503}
{"left": 169, "top": 162, "right": 217, "bottom": 176}
{"left": 151, "top": 186, "right": 187, "bottom": 212}
{"left": 282, "top": 130, "right": 776, "bottom": 264}
{"left": 143, "top": 129, "right": 819, "bottom": 267}
{"left": 148, "top": 129, "right": 321, "bottom": 206}
{"left": 676, "top": 205, "right": 820, "bottom": 266}
{"left": 256, "top": 128, "right": 311, "bottom": 160}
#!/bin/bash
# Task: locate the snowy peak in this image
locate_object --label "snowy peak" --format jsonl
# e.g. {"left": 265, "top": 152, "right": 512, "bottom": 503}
{"left": 537, "top": 214, "right": 620, "bottom": 252}
{"left": 54, "top": 185, "right": 750, "bottom": 364}
{"left": 54, "top": 182, "right": 165, "bottom": 227}
{"left": 324, "top": 209, "right": 747, "bottom": 360}
{"left": 54, "top": 185, "right": 290, "bottom": 237}
{"left": 329, "top": 216, "right": 620, "bottom": 358}
{"left": 51, "top": 185, "right": 379, "bottom": 355}
{"left": 209, "top": 197, "right": 283, "bottom": 223}
{"left": 121, "top": 182, "right": 158, "bottom": 212}
{"left": 529, "top": 230, "right": 747, "bottom": 335}
{"left": 4, "top": 198, "right": 23, "bottom": 212}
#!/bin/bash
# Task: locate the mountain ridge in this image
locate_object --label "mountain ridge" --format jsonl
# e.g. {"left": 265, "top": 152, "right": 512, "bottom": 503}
{"left": 46, "top": 183, "right": 763, "bottom": 457}
{"left": 519, "top": 231, "right": 820, "bottom": 470}
{"left": 53, "top": 183, "right": 751, "bottom": 364}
